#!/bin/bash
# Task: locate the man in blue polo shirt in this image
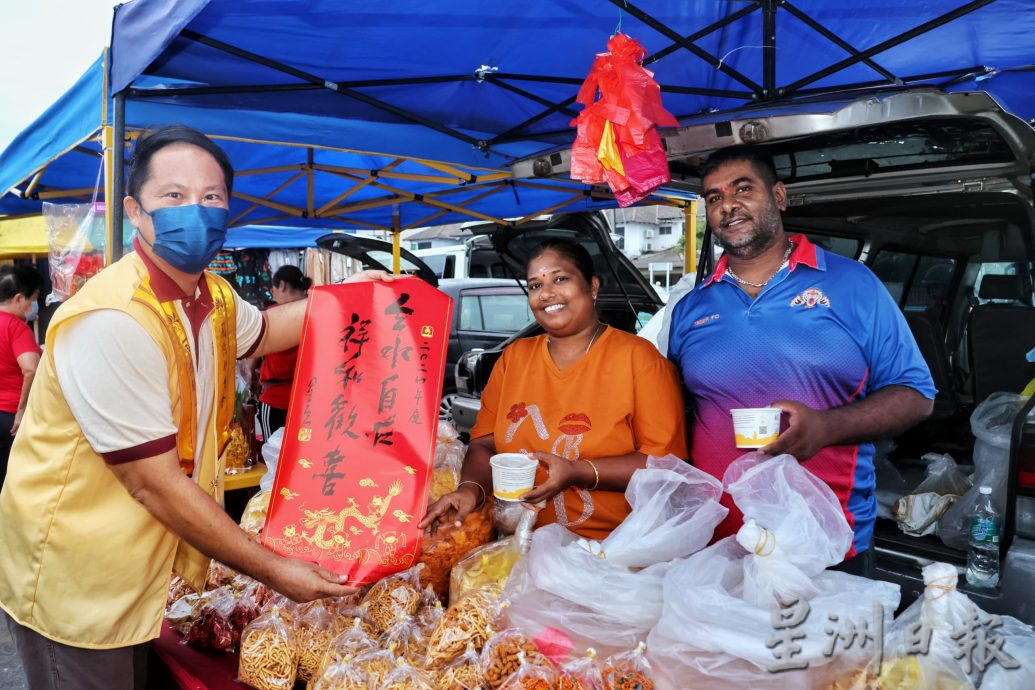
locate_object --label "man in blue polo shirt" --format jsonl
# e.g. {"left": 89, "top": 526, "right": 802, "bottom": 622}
{"left": 668, "top": 145, "right": 935, "bottom": 573}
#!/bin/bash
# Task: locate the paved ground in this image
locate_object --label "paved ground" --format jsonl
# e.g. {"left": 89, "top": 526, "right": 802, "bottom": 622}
{"left": 0, "top": 625, "right": 27, "bottom": 689}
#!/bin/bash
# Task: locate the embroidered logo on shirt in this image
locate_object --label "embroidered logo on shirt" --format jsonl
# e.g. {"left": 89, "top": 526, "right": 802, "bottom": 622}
{"left": 693, "top": 313, "right": 721, "bottom": 327}
{"left": 790, "top": 288, "right": 831, "bottom": 309}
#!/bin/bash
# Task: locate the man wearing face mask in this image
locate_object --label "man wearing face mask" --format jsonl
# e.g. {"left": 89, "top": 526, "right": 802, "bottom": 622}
{"left": 0, "top": 125, "right": 392, "bottom": 689}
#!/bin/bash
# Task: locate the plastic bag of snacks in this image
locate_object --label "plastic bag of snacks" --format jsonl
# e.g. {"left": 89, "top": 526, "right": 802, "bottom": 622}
{"left": 354, "top": 646, "right": 400, "bottom": 686}
{"left": 499, "top": 649, "right": 559, "bottom": 690}
{"left": 480, "top": 629, "right": 554, "bottom": 690}
{"left": 363, "top": 564, "right": 426, "bottom": 634}
{"left": 178, "top": 582, "right": 265, "bottom": 651}
{"left": 603, "top": 643, "right": 654, "bottom": 690}
{"left": 237, "top": 604, "right": 297, "bottom": 690}
{"left": 314, "top": 618, "right": 378, "bottom": 682}
{"left": 418, "top": 599, "right": 445, "bottom": 638}
{"left": 436, "top": 642, "right": 484, "bottom": 690}
{"left": 332, "top": 601, "right": 377, "bottom": 637}
{"left": 167, "top": 576, "right": 196, "bottom": 606}
{"left": 419, "top": 502, "right": 495, "bottom": 600}
{"left": 450, "top": 507, "right": 533, "bottom": 603}
{"left": 383, "top": 658, "right": 437, "bottom": 690}
{"left": 239, "top": 490, "right": 271, "bottom": 536}
{"left": 183, "top": 586, "right": 239, "bottom": 651}
{"left": 206, "top": 559, "right": 240, "bottom": 590}
{"left": 382, "top": 616, "right": 430, "bottom": 667}
{"left": 449, "top": 537, "right": 521, "bottom": 604}
{"left": 647, "top": 454, "right": 901, "bottom": 690}
{"left": 426, "top": 586, "right": 503, "bottom": 667}
{"left": 432, "top": 421, "right": 465, "bottom": 502}
{"left": 559, "top": 648, "right": 605, "bottom": 690}
{"left": 309, "top": 653, "right": 370, "bottom": 690}
{"left": 296, "top": 598, "right": 337, "bottom": 682}
{"left": 165, "top": 592, "right": 202, "bottom": 635}
{"left": 872, "top": 562, "right": 1035, "bottom": 690}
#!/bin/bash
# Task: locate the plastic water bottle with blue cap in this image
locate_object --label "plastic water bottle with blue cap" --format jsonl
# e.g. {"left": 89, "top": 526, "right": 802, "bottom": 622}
{"left": 966, "top": 485, "right": 1000, "bottom": 588}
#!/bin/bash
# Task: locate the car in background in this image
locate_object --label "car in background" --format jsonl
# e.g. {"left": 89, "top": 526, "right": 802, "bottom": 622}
{"left": 450, "top": 211, "right": 666, "bottom": 433}
{"left": 435, "top": 278, "right": 533, "bottom": 423}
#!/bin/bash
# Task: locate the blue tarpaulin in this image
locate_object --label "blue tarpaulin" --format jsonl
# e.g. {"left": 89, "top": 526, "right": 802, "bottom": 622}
{"left": 4, "top": 1, "right": 1035, "bottom": 231}
{"left": 109, "top": 0, "right": 1035, "bottom": 131}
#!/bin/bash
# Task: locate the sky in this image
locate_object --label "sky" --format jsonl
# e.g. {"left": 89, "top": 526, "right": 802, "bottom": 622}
{"left": 0, "top": 0, "right": 117, "bottom": 152}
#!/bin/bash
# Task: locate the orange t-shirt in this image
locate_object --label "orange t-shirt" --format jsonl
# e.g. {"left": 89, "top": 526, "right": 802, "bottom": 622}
{"left": 471, "top": 327, "right": 688, "bottom": 540}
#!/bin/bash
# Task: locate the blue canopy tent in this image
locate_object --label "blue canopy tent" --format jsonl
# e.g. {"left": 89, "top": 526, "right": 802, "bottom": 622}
{"left": 5, "top": 1, "right": 1035, "bottom": 265}
{"left": 0, "top": 52, "right": 640, "bottom": 257}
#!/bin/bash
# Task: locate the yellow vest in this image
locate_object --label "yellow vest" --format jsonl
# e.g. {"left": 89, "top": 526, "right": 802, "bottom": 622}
{"left": 0, "top": 252, "right": 237, "bottom": 648}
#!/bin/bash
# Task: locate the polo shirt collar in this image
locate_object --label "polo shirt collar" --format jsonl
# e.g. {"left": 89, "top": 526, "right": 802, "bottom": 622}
{"left": 702, "top": 233, "right": 823, "bottom": 288}
{"left": 133, "top": 237, "right": 200, "bottom": 303}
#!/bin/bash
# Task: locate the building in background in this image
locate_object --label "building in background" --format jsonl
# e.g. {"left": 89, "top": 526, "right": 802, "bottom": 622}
{"left": 404, "top": 223, "right": 468, "bottom": 250}
{"left": 603, "top": 206, "right": 684, "bottom": 257}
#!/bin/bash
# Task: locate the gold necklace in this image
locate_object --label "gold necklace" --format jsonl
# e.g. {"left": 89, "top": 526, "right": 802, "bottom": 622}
{"left": 548, "top": 322, "right": 605, "bottom": 356}
{"left": 726, "top": 241, "right": 794, "bottom": 289}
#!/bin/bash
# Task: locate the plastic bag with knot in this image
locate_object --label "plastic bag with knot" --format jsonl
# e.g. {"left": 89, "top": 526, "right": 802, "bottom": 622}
{"left": 647, "top": 453, "right": 901, "bottom": 690}
{"left": 876, "top": 562, "right": 1035, "bottom": 690}
{"left": 503, "top": 455, "right": 727, "bottom": 656}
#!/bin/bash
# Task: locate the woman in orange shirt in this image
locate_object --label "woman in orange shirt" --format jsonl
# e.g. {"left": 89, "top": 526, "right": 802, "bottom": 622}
{"left": 421, "top": 239, "right": 687, "bottom": 540}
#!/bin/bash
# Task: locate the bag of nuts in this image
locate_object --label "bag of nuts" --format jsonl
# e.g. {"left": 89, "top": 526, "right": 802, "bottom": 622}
{"left": 479, "top": 629, "right": 553, "bottom": 690}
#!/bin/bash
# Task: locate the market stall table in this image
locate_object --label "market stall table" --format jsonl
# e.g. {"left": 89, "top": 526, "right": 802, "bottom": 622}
{"left": 224, "top": 463, "right": 265, "bottom": 492}
{"left": 150, "top": 622, "right": 247, "bottom": 690}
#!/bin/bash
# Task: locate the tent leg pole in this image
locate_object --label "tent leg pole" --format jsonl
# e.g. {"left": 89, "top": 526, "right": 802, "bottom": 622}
{"left": 391, "top": 204, "right": 401, "bottom": 275}
{"left": 111, "top": 91, "right": 126, "bottom": 260}
{"left": 684, "top": 200, "right": 697, "bottom": 278}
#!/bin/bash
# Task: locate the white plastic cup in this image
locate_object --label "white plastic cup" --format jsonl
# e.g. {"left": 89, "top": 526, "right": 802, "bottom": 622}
{"left": 731, "top": 408, "right": 782, "bottom": 449}
{"left": 489, "top": 453, "right": 538, "bottom": 501}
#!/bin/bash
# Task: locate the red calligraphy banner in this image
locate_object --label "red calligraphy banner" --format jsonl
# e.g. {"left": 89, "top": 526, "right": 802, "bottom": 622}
{"left": 262, "top": 278, "right": 452, "bottom": 584}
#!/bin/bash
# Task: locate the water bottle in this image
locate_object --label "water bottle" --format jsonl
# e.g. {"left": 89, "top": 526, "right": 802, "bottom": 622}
{"left": 966, "top": 485, "right": 1000, "bottom": 588}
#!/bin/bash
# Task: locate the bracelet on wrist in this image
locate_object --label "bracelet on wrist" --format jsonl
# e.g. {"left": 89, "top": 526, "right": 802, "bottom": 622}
{"left": 457, "top": 480, "right": 487, "bottom": 507}
{"left": 585, "top": 460, "right": 600, "bottom": 491}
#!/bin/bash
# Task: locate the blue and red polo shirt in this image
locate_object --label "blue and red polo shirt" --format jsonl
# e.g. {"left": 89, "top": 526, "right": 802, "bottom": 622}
{"left": 668, "top": 235, "right": 935, "bottom": 556}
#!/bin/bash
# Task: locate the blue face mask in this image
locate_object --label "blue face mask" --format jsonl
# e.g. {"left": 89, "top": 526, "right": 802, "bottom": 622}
{"left": 138, "top": 204, "right": 229, "bottom": 274}
{"left": 26, "top": 300, "right": 38, "bottom": 322}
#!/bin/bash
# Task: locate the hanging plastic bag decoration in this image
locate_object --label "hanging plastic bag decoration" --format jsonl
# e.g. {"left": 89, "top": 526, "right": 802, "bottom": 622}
{"left": 570, "top": 32, "right": 679, "bottom": 207}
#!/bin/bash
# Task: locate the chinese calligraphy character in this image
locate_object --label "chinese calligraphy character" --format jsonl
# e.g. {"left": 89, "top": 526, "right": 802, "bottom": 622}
{"left": 380, "top": 335, "right": 413, "bottom": 368}
{"left": 313, "top": 448, "right": 347, "bottom": 496}
{"left": 372, "top": 416, "right": 396, "bottom": 447}
{"left": 302, "top": 376, "right": 317, "bottom": 427}
{"left": 385, "top": 293, "right": 414, "bottom": 329}
{"left": 904, "top": 620, "right": 933, "bottom": 656}
{"left": 951, "top": 603, "right": 1020, "bottom": 674}
{"left": 823, "top": 601, "right": 883, "bottom": 674}
{"left": 339, "top": 313, "right": 372, "bottom": 362}
{"left": 766, "top": 597, "right": 810, "bottom": 672}
{"left": 324, "top": 393, "right": 359, "bottom": 440}
{"left": 334, "top": 360, "right": 363, "bottom": 391}
{"left": 378, "top": 374, "right": 399, "bottom": 414}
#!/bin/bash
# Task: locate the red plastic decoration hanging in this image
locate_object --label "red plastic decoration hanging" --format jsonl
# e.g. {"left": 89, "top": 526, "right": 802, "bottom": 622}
{"left": 570, "top": 33, "right": 678, "bottom": 207}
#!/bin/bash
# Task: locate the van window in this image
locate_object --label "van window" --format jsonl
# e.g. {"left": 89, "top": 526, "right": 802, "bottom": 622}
{"left": 459, "top": 295, "right": 483, "bottom": 330}
{"left": 800, "top": 233, "right": 859, "bottom": 260}
{"left": 974, "top": 262, "right": 1027, "bottom": 304}
{"left": 480, "top": 295, "right": 533, "bottom": 332}
{"left": 871, "top": 251, "right": 957, "bottom": 315}
{"left": 459, "top": 294, "right": 533, "bottom": 333}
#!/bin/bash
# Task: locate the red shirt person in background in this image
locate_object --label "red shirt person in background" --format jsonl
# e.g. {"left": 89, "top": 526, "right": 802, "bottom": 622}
{"left": 0, "top": 265, "right": 43, "bottom": 488}
{"left": 254, "top": 265, "right": 311, "bottom": 439}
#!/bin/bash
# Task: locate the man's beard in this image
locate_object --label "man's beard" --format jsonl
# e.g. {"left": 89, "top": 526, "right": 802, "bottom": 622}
{"left": 714, "top": 198, "right": 783, "bottom": 259}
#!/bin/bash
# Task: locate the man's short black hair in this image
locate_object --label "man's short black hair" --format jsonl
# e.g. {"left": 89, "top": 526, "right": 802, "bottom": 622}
{"left": 127, "top": 124, "right": 234, "bottom": 199}
{"left": 698, "top": 144, "right": 779, "bottom": 188}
